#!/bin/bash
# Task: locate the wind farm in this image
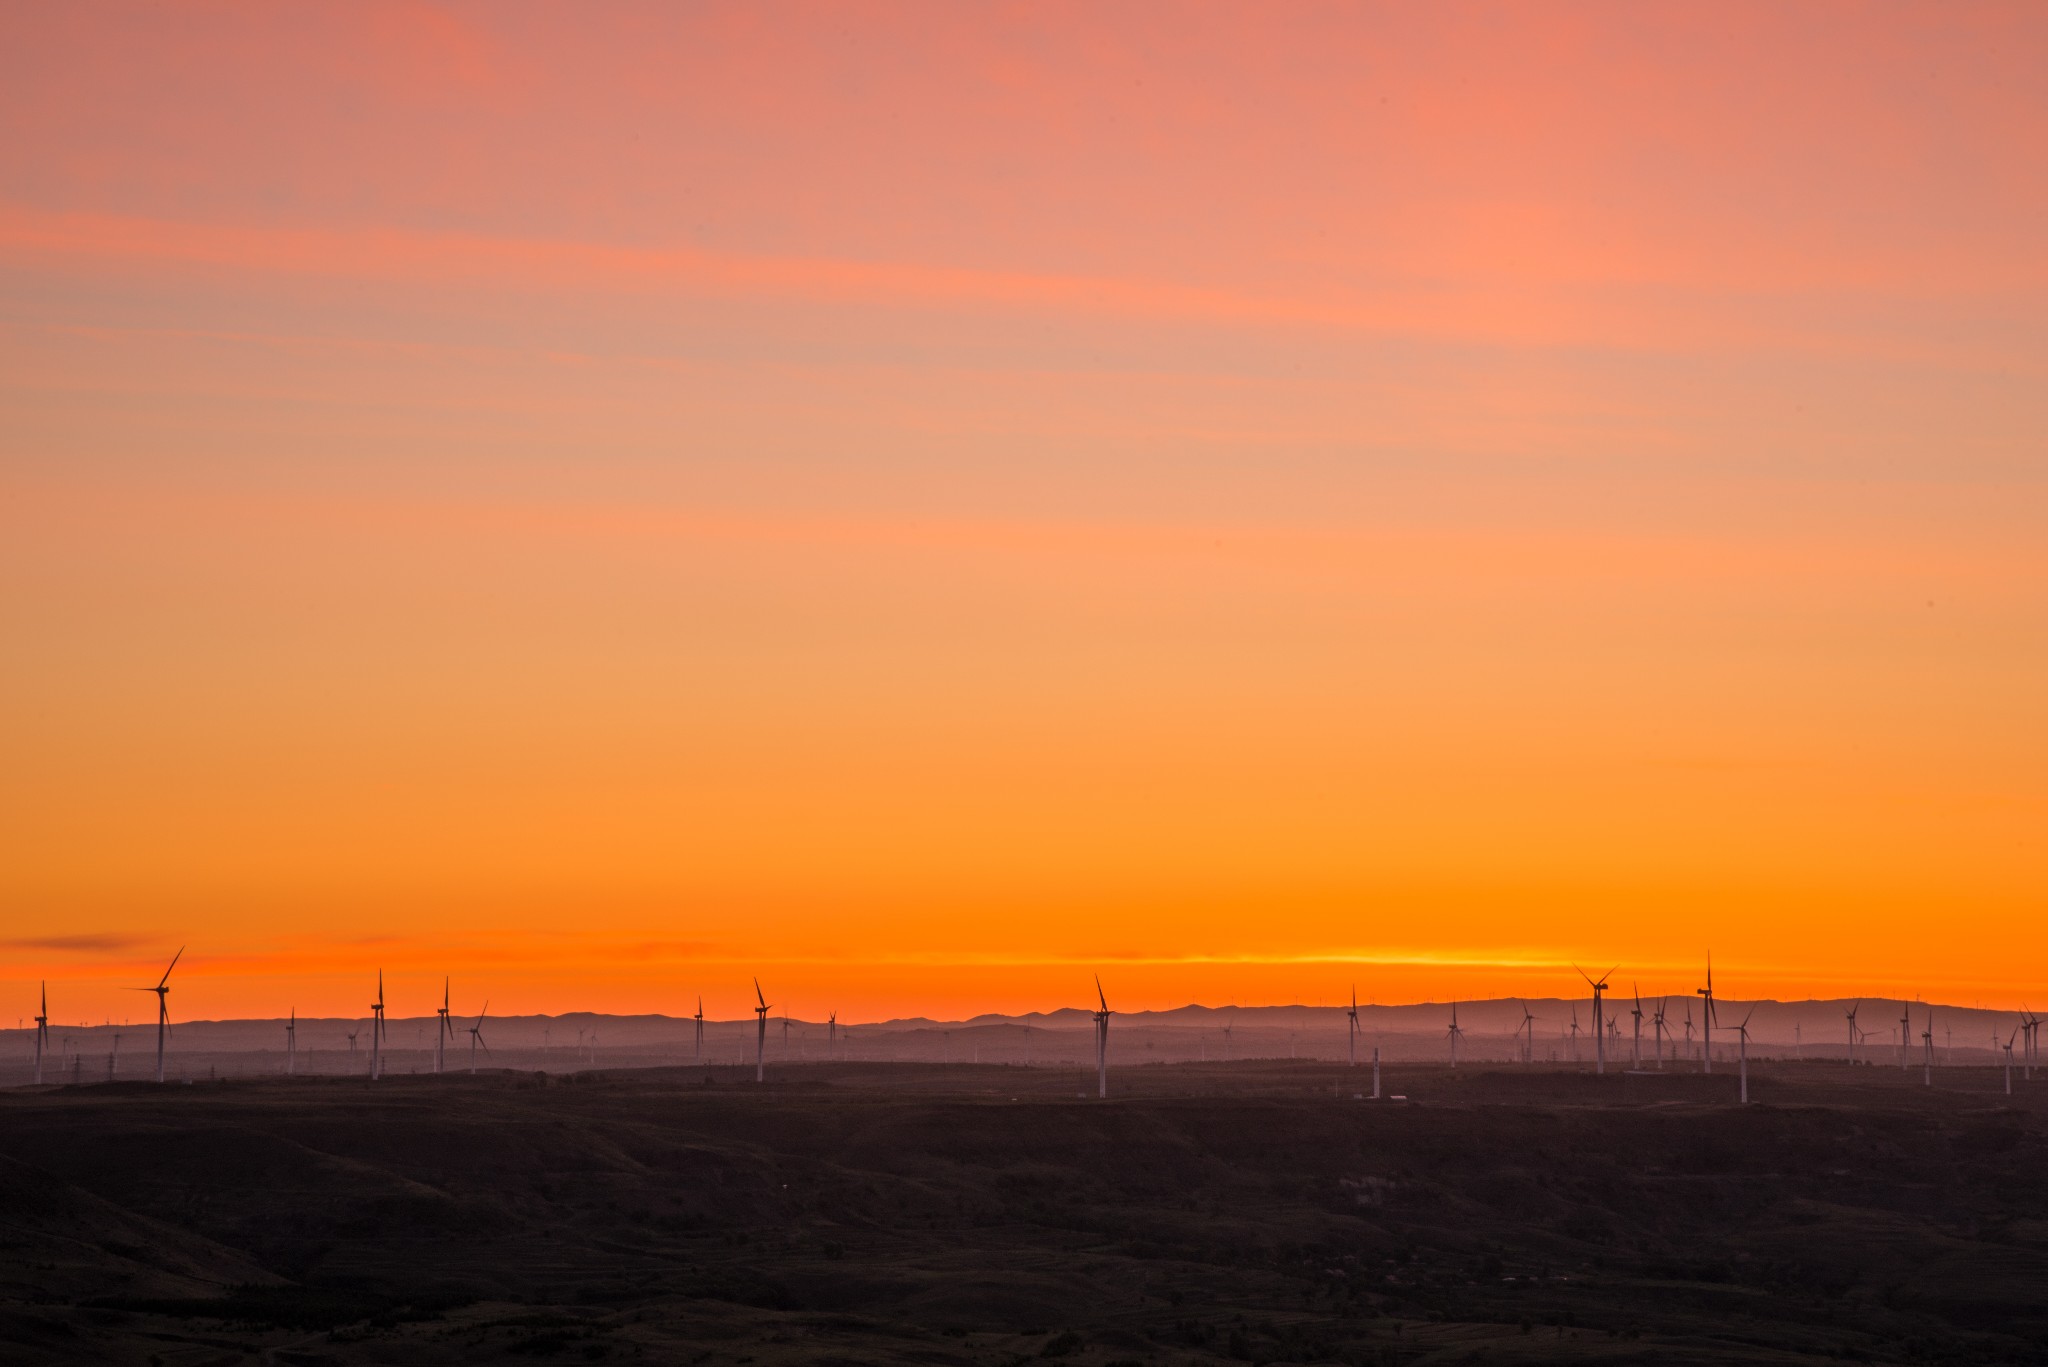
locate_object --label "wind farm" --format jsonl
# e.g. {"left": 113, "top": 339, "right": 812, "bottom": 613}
{"left": 4, "top": 959, "right": 2048, "bottom": 1367}
{"left": 10, "top": 960, "right": 2041, "bottom": 1086}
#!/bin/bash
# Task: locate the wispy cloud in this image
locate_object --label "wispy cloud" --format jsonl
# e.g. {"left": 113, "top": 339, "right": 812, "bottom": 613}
{"left": 0, "top": 203, "right": 2025, "bottom": 368}
{"left": 2, "top": 933, "right": 154, "bottom": 954}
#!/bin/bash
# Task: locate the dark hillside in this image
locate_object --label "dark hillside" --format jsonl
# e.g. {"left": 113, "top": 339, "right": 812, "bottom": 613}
{"left": 0, "top": 1062, "right": 2043, "bottom": 1364}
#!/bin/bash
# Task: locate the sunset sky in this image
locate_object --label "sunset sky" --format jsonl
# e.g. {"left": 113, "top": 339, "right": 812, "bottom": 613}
{"left": 4, "top": 3, "right": 2045, "bottom": 1026}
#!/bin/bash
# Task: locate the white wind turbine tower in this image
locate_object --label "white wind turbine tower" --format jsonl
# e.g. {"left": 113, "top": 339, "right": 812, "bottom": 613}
{"left": 1575, "top": 965, "right": 1616, "bottom": 1074}
{"left": 1696, "top": 954, "right": 1716, "bottom": 1074}
{"left": 828, "top": 1010, "right": 838, "bottom": 1055}
{"left": 1093, "top": 977, "right": 1112, "bottom": 1098}
{"left": 2003, "top": 1027, "right": 2018, "bottom": 1095}
{"left": 435, "top": 979, "right": 454, "bottom": 1075}
{"left": 346, "top": 1026, "right": 359, "bottom": 1057}
{"left": 693, "top": 997, "right": 705, "bottom": 1066}
{"left": 753, "top": 979, "right": 770, "bottom": 1082}
{"left": 286, "top": 1008, "right": 297, "bottom": 1077}
{"left": 128, "top": 948, "right": 183, "bottom": 1084}
{"left": 1734, "top": 1005, "right": 1757, "bottom": 1104}
{"left": 467, "top": 1002, "right": 489, "bottom": 1073}
{"left": 1446, "top": 1001, "right": 1464, "bottom": 1068}
{"left": 33, "top": 983, "right": 48, "bottom": 1085}
{"left": 1921, "top": 1009, "right": 1934, "bottom": 1086}
{"left": 1371, "top": 1036, "right": 1382, "bottom": 1098}
{"left": 1567, "top": 1004, "right": 1581, "bottom": 1062}
{"left": 1630, "top": 984, "right": 1644, "bottom": 1069}
{"left": 1652, "top": 997, "right": 1669, "bottom": 1069}
{"left": 1683, "top": 1000, "right": 1695, "bottom": 1061}
{"left": 1347, "top": 986, "right": 1361, "bottom": 1067}
{"left": 1517, "top": 1001, "right": 1537, "bottom": 1064}
{"left": 1844, "top": 1000, "right": 1861, "bottom": 1066}
{"left": 369, "top": 970, "right": 387, "bottom": 1081}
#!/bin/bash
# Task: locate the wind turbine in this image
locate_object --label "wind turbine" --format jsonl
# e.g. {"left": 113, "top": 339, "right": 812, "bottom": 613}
{"left": 1696, "top": 954, "right": 1715, "bottom": 1074}
{"left": 467, "top": 1002, "right": 489, "bottom": 1074}
{"left": 1683, "top": 1000, "right": 1695, "bottom": 1060}
{"left": 1921, "top": 1009, "right": 1934, "bottom": 1086}
{"left": 435, "top": 979, "right": 454, "bottom": 1075}
{"left": 1347, "top": 986, "right": 1361, "bottom": 1067}
{"left": 370, "top": 970, "right": 387, "bottom": 1081}
{"left": 1735, "top": 1005, "right": 1757, "bottom": 1104}
{"left": 1844, "top": 1000, "right": 1861, "bottom": 1066}
{"left": 33, "top": 983, "right": 47, "bottom": 1085}
{"left": 1567, "top": 1005, "right": 1581, "bottom": 1061}
{"left": 1630, "top": 984, "right": 1644, "bottom": 1069}
{"left": 345, "top": 1026, "right": 359, "bottom": 1056}
{"left": 1899, "top": 999, "right": 1912, "bottom": 1071}
{"left": 1652, "top": 997, "right": 1668, "bottom": 1069}
{"left": 1446, "top": 1001, "right": 1464, "bottom": 1069}
{"left": 2003, "top": 1027, "right": 2018, "bottom": 1095}
{"left": 129, "top": 948, "right": 183, "bottom": 1084}
{"left": 693, "top": 997, "right": 705, "bottom": 1066}
{"left": 828, "top": 1010, "right": 838, "bottom": 1054}
{"left": 1575, "top": 965, "right": 1616, "bottom": 1074}
{"left": 1222, "top": 1015, "right": 1233, "bottom": 1061}
{"left": 1093, "top": 977, "right": 1112, "bottom": 1098}
{"left": 1517, "top": 1000, "right": 1538, "bottom": 1065}
{"left": 753, "top": 979, "right": 770, "bottom": 1082}
{"left": 285, "top": 1008, "right": 297, "bottom": 1077}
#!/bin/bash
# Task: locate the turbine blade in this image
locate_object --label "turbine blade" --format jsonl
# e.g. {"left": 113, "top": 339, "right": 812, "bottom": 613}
{"left": 158, "top": 946, "right": 185, "bottom": 988}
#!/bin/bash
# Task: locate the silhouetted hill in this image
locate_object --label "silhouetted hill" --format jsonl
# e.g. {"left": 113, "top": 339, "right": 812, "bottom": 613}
{"left": 8, "top": 996, "right": 2020, "bottom": 1085}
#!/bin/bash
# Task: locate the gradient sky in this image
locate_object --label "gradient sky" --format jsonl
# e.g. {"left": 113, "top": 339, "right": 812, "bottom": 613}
{"left": 4, "top": 3, "right": 2046, "bottom": 1027}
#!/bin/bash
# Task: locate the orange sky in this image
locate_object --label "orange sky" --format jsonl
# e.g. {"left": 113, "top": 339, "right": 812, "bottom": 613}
{"left": 4, "top": 3, "right": 2046, "bottom": 1027}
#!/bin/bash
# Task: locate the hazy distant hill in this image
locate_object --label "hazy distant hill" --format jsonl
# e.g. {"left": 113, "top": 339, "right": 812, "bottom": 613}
{"left": 7, "top": 997, "right": 2021, "bottom": 1086}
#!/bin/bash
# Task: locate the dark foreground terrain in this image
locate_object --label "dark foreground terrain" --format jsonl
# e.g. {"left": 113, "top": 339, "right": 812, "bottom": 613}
{"left": 1, "top": 1061, "right": 2044, "bottom": 1366}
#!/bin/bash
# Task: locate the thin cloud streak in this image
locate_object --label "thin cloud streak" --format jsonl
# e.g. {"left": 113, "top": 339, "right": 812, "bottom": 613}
{"left": 0, "top": 933, "right": 154, "bottom": 954}
{"left": 1, "top": 203, "right": 2034, "bottom": 368}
